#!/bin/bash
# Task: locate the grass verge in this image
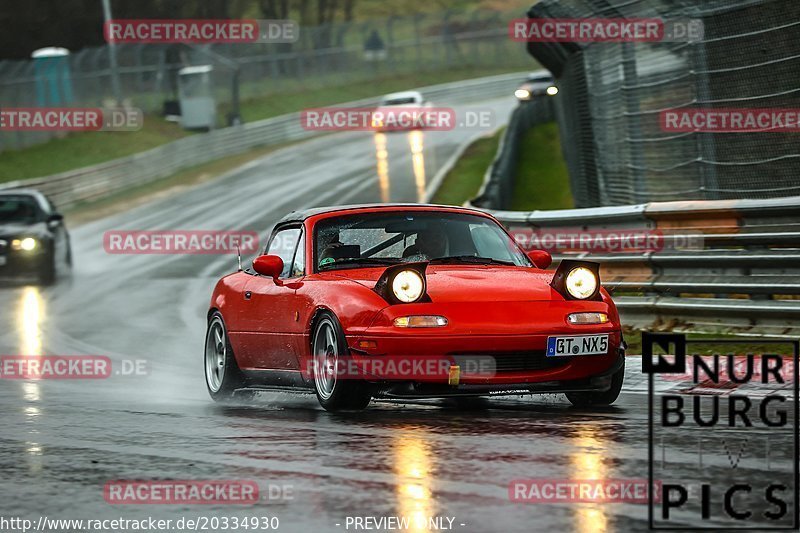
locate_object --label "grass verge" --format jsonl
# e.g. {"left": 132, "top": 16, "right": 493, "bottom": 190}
{"left": 623, "top": 327, "right": 796, "bottom": 356}
{"left": 431, "top": 129, "right": 502, "bottom": 205}
{"left": 510, "top": 121, "right": 573, "bottom": 211}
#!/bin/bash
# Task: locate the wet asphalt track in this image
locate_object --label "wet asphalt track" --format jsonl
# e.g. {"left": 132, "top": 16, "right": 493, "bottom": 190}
{"left": 0, "top": 96, "right": 796, "bottom": 532}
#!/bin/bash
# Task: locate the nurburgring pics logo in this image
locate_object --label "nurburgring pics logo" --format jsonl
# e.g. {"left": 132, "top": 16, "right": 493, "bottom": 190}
{"left": 509, "top": 18, "right": 704, "bottom": 43}
{"left": 644, "top": 333, "right": 799, "bottom": 530}
{"left": 104, "top": 20, "right": 299, "bottom": 44}
{"left": 661, "top": 109, "right": 800, "bottom": 133}
{"left": 0, "top": 108, "right": 143, "bottom": 131}
{"left": 103, "top": 231, "right": 259, "bottom": 255}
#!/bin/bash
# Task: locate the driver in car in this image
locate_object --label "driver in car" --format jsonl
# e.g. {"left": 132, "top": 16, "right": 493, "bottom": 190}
{"left": 403, "top": 227, "right": 448, "bottom": 260}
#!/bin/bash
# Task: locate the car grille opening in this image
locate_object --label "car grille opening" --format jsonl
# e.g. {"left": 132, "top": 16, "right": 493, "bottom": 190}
{"left": 451, "top": 351, "right": 571, "bottom": 373}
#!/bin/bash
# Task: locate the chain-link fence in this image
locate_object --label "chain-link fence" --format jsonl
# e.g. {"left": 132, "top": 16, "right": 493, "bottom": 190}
{"left": 0, "top": 8, "right": 535, "bottom": 153}
{"left": 526, "top": 0, "right": 800, "bottom": 207}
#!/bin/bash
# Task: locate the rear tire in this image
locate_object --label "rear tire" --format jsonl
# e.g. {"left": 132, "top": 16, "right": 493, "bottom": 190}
{"left": 566, "top": 358, "right": 625, "bottom": 407}
{"left": 205, "top": 312, "right": 247, "bottom": 401}
{"left": 311, "top": 312, "right": 372, "bottom": 411}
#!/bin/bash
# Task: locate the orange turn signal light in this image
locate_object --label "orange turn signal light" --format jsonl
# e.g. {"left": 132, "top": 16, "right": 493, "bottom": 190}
{"left": 393, "top": 316, "right": 448, "bottom": 328}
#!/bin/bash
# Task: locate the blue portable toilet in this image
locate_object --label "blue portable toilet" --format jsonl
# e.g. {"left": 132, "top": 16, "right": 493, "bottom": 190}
{"left": 31, "top": 47, "right": 74, "bottom": 107}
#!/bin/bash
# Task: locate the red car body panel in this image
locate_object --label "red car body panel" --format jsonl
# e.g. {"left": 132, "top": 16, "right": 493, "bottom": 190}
{"left": 208, "top": 204, "right": 624, "bottom": 396}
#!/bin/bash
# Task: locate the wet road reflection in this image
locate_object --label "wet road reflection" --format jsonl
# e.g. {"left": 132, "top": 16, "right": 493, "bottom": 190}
{"left": 374, "top": 132, "right": 391, "bottom": 203}
{"left": 570, "top": 427, "right": 609, "bottom": 533}
{"left": 408, "top": 131, "right": 427, "bottom": 202}
{"left": 394, "top": 430, "right": 435, "bottom": 533}
{"left": 17, "top": 286, "right": 44, "bottom": 356}
{"left": 373, "top": 129, "right": 433, "bottom": 203}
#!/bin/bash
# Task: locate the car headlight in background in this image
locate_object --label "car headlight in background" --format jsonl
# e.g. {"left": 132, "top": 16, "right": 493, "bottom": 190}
{"left": 565, "top": 266, "right": 598, "bottom": 300}
{"left": 546, "top": 86, "right": 559, "bottom": 96}
{"left": 568, "top": 312, "right": 608, "bottom": 325}
{"left": 11, "top": 237, "right": 38, "bottom": 251}
{"left": 514, "top": 89, "right": 531, "bottom": 100}
{"left": 392, "top": 270, "right": 425, "bottom": 303}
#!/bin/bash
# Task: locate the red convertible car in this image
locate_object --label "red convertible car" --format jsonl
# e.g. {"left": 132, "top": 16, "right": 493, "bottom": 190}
{"left": 205, "top": 204, "right": 625, "bottom": 411}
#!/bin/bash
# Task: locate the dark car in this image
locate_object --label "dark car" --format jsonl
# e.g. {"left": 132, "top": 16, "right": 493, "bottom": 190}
{"left": 515, "top": 71, "right": 558, "bottom": 102}
{"left": 0, "top": 189, "right": 72, "bottom": 285}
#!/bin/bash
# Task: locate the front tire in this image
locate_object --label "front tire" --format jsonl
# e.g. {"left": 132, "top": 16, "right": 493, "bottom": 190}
{"left": 205, "top": 312, "right": 246, "bottom": 401}
{"left": 311, "top": 312, "right": 372, "bottom": 411}
{"left": 566, "top": 358, "right": 625, "bottom": 407}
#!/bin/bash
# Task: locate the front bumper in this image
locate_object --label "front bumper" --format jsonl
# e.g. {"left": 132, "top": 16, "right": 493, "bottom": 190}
{"left": 342, "top": 330, "right": 623, "bottom": 387}
{"left": 0, "top": 249, "right": 48, "bottom": 279}
{"left": 377, "top": 351, "right": 626, "bottom": 398}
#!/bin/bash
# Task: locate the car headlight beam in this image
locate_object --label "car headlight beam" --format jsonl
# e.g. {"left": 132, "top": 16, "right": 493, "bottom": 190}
{"left": 11, "top": 237, "right": 38, "bottom": 251}
{"left": 392, "top": 270, "right": 425, "bottom": 303}
{"left": 565, "top": 266, "right": 598, "bottom": 300}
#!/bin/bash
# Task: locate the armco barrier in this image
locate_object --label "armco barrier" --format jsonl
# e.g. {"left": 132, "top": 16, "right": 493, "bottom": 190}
{"left": 492, "top": 195, "right": 800, "bottom": 335}
{"left": 0, "top": 72, "right": 526, "bottom": 210}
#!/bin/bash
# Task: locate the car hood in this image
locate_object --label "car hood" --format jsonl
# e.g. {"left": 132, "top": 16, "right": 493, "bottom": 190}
{"left": 0, "top": 221, "right": 48, "bottom": 238}
{"left": 326, "top": 265, "right": 558, "bottom": 302}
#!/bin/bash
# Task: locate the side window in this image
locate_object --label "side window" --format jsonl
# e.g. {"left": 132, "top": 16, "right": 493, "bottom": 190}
{"left": 291, "top": 232, "right": 305, "bottom": 278}
{"left": 267, "top": 228, "right": 301, "bottom": 278}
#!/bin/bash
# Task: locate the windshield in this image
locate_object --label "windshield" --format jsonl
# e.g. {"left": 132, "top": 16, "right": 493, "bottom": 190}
{"left": 380, "top": 97, "right": 419, "bottom": 106}
{"left": 314, "top": 211, "right": 531, "bottom": 271}
{"left": 0, "top": 196, "right": 40, "bottom": 224}
{"left": 526, "top": 74, "right": 554, "bottom": 83}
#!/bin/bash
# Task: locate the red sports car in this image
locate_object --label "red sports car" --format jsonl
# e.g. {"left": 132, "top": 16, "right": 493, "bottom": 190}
{"left": 204, "top": 204, "right": 625, "bottom": 411}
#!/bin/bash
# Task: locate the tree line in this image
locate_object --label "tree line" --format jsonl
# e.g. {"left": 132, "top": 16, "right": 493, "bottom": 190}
{"left": 0, "top": 0, "right": 360, "bottom": 59}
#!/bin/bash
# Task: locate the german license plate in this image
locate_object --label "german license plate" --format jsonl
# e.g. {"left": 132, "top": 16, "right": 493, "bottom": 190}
{"left": 546, "top": 334, "right": 609, "bottom": 357}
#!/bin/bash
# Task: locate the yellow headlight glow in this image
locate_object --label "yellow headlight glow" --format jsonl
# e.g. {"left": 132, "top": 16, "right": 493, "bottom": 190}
{"left": 392, "top": 270, "right": 424, "bottom": 303}
{"left": 565, "top": 266, "right": 598, "bottom": 300}
{"left": 547, "top": 86, "right": 559, "bottom": 96}
{"left": 11, "top": 238, "right": 38, "bottom": 251}
{"left": 515, "top": 89, "right": 531, "bottom": 100}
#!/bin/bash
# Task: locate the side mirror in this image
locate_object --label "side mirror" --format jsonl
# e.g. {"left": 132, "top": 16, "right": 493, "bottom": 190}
{"left": 47, "top": 213, "right": 64, "bottom": 226}
{"left": 253, "top": 255, "right": 283, "bottom": 279}
{"left": 527, "top": 250, "right": 552, "bottom": 269}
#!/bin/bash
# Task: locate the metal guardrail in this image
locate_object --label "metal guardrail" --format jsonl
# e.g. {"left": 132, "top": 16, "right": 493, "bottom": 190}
{"left": 492, "top": 195, "right": 800, "bottom": 335}
{"left": 0, "top": 72, "right": 526, "bottom": 210}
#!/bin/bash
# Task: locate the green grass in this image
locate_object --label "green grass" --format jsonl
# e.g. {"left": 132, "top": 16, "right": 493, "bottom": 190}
{"left": 0, "top": 119, "right": 192, "bottom": 183}
{"left": 0, "top": 66, "right": 525, "bottom": 184}
{"left": 510, "top": 121, "right": 573, "bottom": 211}
{"left": 431, "top": 120, "right": 574, "bottom": 209}
{"left": 431, "top": 129, "right": 503, "bottom": 205}
{"left": 623, "top": 327, "right": 797, "bottom": 356}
